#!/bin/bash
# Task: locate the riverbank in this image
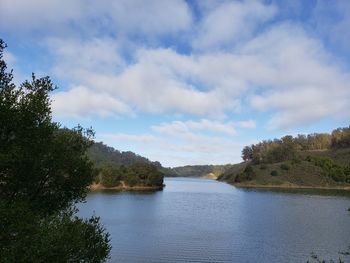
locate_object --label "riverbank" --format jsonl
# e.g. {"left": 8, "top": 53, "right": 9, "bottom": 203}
{"left": 232, "top": 182, "right": 350, "bottom": 190}
{"left": 89, "top": 182, "right": 164, "bottom": 191}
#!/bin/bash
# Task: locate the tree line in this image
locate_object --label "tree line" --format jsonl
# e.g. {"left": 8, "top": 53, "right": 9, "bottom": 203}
{"left": 88, "top": 142, "right": 164, "bottom": 188}
{"left": 242, "top": 127, "right": 350, "bottom": 164}
{"left": 88, "top": 142, "right": 162, "bottom": 167}
{"left": 93, "top": 162, "right": 164, "bottom": 188}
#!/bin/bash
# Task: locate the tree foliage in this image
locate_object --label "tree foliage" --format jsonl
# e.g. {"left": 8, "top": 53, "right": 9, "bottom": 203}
{"left": 95, "top": 162, "right": 164, "bottom": 188}
{"left": 234, "top": 164, "right": 256, "bottom": 183}
{"left": 331, "top": 128, "right": 350, "bottom": 149}
{"left": 0, "top": 39, "right": 110, "bottom": 262}
{"left": 89, "top": 141, "right": 161, "bottom": 167}
{"left": 0, "top": 205, "right": 110, "bottom": 263}
{"left": 306, "top": 156, "right": 350, "bottom": 183}
{"left": 242, "top": 128, "right": 350, "bottom": 164}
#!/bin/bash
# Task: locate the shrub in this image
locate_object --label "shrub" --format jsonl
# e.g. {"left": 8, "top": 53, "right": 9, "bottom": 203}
{"left": 145, "top": 172, "right": 164, "bottom": 186}
{"left": 234, "top": 168, "right": 255, "bottom": 182}
{"left": 329, "top": 167, "right": 346, "bottom": 182}
{"left": 101, "top": 166, "right": 123, "bottom": 187}
{"left": 260, "top": 164, "right": 268, "bottom": 170}
{"left": 291, "top": 158, "right": 301, "bottom": 165}
{"left": 124, "top": 174, "right": 138, "bottom": 187}
{"left": 242, "top": 165, "right": 255, "bottom": 180}
{"left": 280, "top": 164, "right": 290, "bottom": 170}
{"left": 234, "top": 173, "right": 245, "bottom": 183}
{"left": 271, "top": 170, "right": 278, "bottom": 176}
{"left": 244, "top": 165, "right": 255, "bottom": 176}
{"left": 308, "top": 156, "right": 350, "bottom": 183}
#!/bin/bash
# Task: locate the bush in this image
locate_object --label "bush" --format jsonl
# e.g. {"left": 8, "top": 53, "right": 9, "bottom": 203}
{"left": 92, "top": 167, "right": 101, "bottom": 184}
{"left": 291, "top": 158, "right": 301, "bottom": 165}
{"left": 260, "top": 164, "right": 268, "bottom": 170}
{"left": 308, "top": 156, "right": 350, "bottom": 183}
{"left": 280, "top": 164, "right": 290, "bottom": 170}
{"left": 244, "top": 165, "right": 255, "bottom": 177}
{"left": 100, "top": 166, "right": 122, "bottom": 187}
{"left": 234, "top": 173, "right": 245, "bottom": 183}
{"left": 124, "top": 174, "right": 138, "bottom": 187}
{"left": 234, "top": 167, "right": 255, "bottom": 182}
{"left": 97, "top": 162, "right": 165, "bottom": 188}
{"left": 271, "top": 170, "right": 278, "bottom": 176}
{"left": 329, "top": 166, "right": 346, "bottom": 182}
{"left": 145, "top": 172, "right": 164, "bottom": 186}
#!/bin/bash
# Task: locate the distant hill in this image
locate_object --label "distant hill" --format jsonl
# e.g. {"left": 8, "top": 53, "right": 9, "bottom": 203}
{"left": 164, "top": 165, "right": 233, "bottom": 179}
{"left": 88, "top": 142, "right": 162, "bottom": 168}
{"left": 218, "top": 126, "right": 350, "bottom": 189}
{"left": 88, "top": 142, "right": 233, "bottom": 179}
{"left": 88, "top": 142, "right": 164, "bottom": 190}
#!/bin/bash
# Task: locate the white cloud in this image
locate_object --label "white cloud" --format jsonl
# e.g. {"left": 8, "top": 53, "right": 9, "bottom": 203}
{"left": 238, "top": 120, "right": 256, "bottom": 129}
{"left": 101, "top": 133, "right": 157, "bottom": 143}
{"left": 313, "top": 0, "right": 350, "bottom": 55}
{"left": 48, "top": 38, "right": 125, "bottom": 77}
{"left": 52, "top": 86, "right": 131, "bottom": 118}
{"left": 114, "top": 58, "right": 233, "bottom": 116}
{"left": 193, "top": 0, "right": 277, "bottom": 49}
{"left": 152, "top": 119, "right": 236, "bottom": 136}
{"left": 0, "top": 0, "right": 192, "bottom": 37}
{"left": 244, "top": 24, "right": 350, "bottom": 128}
{"left": 2, "top": 50, "right": 29, "bottom": 85}
{"left": 3, "top": 50, "right": 16, "bottom": 65}
{"left": 101, "top": 0, "right": 192, "bottom": 36}
{"left": 49, "top": 23, "right": 350, "bottom": 128}
{"left": 3, "top": 1, "right": 349, "bottom": 132}
{"left": 0, "top": 0, "right": 84, "bottom": 34}
{"left": 51, "top": 24, "right": 350, "bottom": 128}
{"left": 50, "top": 45, "right": 240, "bottom": 117}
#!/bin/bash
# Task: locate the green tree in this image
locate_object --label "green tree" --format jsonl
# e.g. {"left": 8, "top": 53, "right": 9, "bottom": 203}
{"left": 100, "top": 165, "right": 123, "bottom": 187}
{"left": 129, "top": 162, "right": 164, "bottom": 187}
{"left": 331, "top": 127, "right": 350, "bottom": 149}
{"left": 242, "top": 145, "right": 253, "bottom": 161}
{"left": 0, "top": 40, "right": 110, "bottom": 262}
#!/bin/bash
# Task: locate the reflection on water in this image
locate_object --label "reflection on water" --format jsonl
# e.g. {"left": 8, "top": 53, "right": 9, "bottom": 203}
{"left": 78, "top": 177, "right": 350, "bottom": 263}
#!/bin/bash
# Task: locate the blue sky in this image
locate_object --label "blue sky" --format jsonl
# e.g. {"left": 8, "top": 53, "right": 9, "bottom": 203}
{"left": 1, "top": 0, "right": 349, "bottom": 167}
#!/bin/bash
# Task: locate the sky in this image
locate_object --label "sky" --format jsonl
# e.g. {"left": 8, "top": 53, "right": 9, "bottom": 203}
{"left": 1, "top": 0, "right": 349, "bottom": 167}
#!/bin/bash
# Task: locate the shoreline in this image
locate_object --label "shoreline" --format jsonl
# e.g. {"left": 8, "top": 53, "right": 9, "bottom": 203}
{"left": 89, "top": 183, "right": 164, "bottom": 191}
{"left": 231, "top": 182, "right": 350, "bottom": 191}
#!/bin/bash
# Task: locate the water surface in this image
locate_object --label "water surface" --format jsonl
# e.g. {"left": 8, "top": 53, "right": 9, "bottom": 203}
{"left": 78, "top": 177, "right": 350, "bottom": 263}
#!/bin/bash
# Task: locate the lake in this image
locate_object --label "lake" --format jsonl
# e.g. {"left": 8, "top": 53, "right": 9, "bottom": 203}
{"left": 78, "top": 177, "right": 350, "bottom": 263}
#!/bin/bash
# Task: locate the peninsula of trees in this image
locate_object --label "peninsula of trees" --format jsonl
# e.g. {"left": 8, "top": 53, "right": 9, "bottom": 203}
{"left": 87, "top": 142, "right": 234, "bottom": 183}
{"left": 218, "top": 127, "right": 350, "bottom": 189}
{"left": 88, "top": 142, "right": 164, "bottom": 190}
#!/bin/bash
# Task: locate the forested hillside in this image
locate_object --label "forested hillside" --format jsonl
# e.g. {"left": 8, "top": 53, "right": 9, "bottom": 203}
{"left": 88, "top": 142, "right": 164, "bottom": 189}
{"left": 218, "top": 127, "right": 350, "bottom": 189}
{"left": 88, "top": 142, "right": 162, "bottom": 167}
{"left": 88, "top": 143, "right": 231, "bottom": 179}
{"left": 166, "top": 165, "right": 233, "bottom": 178}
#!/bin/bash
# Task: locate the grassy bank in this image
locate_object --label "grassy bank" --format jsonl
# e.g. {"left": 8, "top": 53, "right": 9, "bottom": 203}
{"left": 218, "top": 148, "right": 350, "bottom": 190}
